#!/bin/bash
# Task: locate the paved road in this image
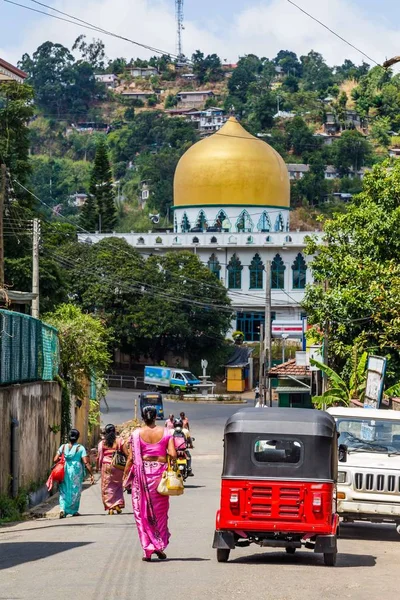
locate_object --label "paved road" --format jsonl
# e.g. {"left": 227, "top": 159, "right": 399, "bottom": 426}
{"left": 1, "top": 391, "right": 400, "bottom": 600}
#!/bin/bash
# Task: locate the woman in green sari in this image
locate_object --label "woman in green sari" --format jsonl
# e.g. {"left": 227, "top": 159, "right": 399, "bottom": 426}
{"left": 53, "top": 429, "right": 94, "bottom": 518}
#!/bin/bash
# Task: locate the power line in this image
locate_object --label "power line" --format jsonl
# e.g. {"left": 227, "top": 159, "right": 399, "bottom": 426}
{"left": 285, "top": 0, "right": 380, "bottom": 66}
{"left": 4, "top": 0, "right": 184, "bottom": 61}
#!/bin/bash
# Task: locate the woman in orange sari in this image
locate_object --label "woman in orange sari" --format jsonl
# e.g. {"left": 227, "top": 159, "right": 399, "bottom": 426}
{"left": 97, "top": 424, "right": 126, "bottom": 515}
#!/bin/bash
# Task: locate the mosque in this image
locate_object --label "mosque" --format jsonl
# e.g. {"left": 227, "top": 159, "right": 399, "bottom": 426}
{"left": 81, "top": 117, "right": 319, "bottom": 342}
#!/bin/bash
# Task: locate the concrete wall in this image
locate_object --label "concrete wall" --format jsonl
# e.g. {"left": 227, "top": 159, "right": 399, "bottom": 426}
{"left": 0, "top": 382, "right": 61, "bottom": 496}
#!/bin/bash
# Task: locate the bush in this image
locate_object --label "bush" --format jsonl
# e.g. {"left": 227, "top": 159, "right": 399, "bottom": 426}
{"left": 0, "top": 491, "right": 28, "bottom": 523}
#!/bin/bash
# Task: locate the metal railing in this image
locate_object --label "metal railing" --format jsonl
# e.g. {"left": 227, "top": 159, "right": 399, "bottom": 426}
{"left": 105, "top": 374, "right": 146, "bottom": 389}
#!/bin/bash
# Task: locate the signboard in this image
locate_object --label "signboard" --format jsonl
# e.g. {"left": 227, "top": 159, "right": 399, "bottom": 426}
{"left": 272, "top": 320, "right": 303, "bottom": 339}
{"left": 364, "top": 356, "right": 387, "bottom": 409}
{"left": 144, "top": 366, "right": 171, "bottom": 386}
{"left": 307, "top": 345, "right": 323, "bottom": 370}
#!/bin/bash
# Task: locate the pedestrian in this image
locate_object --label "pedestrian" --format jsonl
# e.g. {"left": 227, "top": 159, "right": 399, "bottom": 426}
{"left": 165, "top": 414, "right": 175, "bottom": 429}
{"left": 54, "top": 429, "right": 94, "bottom": 519}
{"left": 180, "top": 411, "right": 190, "bottom": 430}
{"left": 97, "top": 424, "right": 127, "bottom": 515}
{"left": 123, "top": 406, "right": 177, "bottom": 562}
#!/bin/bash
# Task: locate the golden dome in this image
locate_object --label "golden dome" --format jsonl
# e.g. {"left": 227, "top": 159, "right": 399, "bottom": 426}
{"left": 173, "top": 117, "right": 290, "bottom": 208}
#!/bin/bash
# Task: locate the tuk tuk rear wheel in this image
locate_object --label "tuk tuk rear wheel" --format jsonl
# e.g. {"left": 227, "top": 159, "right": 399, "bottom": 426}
{"left": 323, "top": 551, "right": 337, "bottom": 566}
{"left": 217, "top": 549, "right": 230, "bottom": 563}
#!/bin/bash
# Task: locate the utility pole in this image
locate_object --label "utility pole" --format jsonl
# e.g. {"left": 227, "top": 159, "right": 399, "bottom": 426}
{"left": 322, "top": 279, "right": 329, "bottom": 394}
{"left": 0, "top": 164, "right": 6, "bottom": 287}
{"left": 264, "top": 260, "right": 272, "bottom": 406}
{"left": 31, "top": 218, "right": 40, "bottom": 318}
{"left": 258, "top": 323, "right": 264, "bottom": 407}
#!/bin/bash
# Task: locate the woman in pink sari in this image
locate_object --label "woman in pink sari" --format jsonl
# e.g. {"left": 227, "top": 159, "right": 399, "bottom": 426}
{"left": 124, "top": 406, "right": 177, "bottom": 561}
{"left": 97, "top": 424, "right": 126, "bottom": 515}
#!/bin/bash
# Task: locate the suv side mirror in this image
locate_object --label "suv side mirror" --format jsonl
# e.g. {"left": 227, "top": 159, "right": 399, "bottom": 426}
{"left": 338, "top": 444, "right": 348, "bottom": 463}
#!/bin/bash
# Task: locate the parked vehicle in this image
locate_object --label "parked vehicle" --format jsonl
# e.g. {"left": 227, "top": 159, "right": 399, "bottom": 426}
{"left": 213, "top": 408, "right": 341, "bottom": 565}
{"left": 138, "top": 391, "right": 164, "bottom": 420}
{"left": 328, "top": 407, "right": 400, "bottom": 533}
{"left": 144, "top": 366, "right": 201, "bottom": 395}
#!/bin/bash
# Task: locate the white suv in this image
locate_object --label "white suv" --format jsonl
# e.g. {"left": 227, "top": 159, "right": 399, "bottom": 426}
{"left": 328, "top": 407, "right": 400, "bottom": 534}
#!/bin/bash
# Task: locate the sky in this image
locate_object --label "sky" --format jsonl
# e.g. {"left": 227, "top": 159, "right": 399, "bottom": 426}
{"left": 1, "top": 0, "right": 400, "bottom": 68}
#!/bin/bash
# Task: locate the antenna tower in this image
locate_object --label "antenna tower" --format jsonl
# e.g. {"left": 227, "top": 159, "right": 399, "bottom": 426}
{"left": 175, "top": 0, "right": 184, "bottom": 61}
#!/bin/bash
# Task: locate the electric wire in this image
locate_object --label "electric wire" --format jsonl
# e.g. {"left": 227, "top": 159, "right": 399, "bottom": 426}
{"left": 285, "top": 0, "right": 380, "bottom": 66}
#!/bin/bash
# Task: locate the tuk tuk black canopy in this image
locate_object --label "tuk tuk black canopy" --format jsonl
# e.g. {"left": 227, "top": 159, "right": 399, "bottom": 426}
{"left": 222, "top": 408, "right": 337, "bottom": 481}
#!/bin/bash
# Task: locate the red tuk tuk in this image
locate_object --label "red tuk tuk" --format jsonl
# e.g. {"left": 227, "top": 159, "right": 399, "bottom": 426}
{"left": 213, "top": 408, "right": 340, "bottom": 565}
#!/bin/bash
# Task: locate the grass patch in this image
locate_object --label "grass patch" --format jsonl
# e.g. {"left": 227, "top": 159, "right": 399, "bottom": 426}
{"left": 0, "top": 491, "right": 28, "bottom": 524}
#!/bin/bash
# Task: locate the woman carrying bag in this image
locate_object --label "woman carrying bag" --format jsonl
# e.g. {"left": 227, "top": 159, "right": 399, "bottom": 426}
{"left": 97, "top": 424, "right": 127, "bottom": 515}
{"left": 123, "top": 406, "right": 178, "bottom": 562}
{"left": 53, "top": 429, "right": 94, "bottom": 518}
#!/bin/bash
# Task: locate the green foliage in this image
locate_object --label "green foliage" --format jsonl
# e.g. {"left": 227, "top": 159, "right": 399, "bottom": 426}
{"left": 83, "top": 137, "right": 116, "bottom": 232}
{"left": 0, "top": 82, "right": 34, "bottom": 190}
{"left": 311, "top": 351, "right": 367, "bottom": 408}
{"left": 303, "top": 159, "right": 400, "bottom": 383}
{"left": 68, "top": 238, "right": 232, "bottom": 362}
{"left": 0, "top": 491, "right": 28, "bottom": 523}
{"left": 44, "top": 304, "right": 111, "bottom": 405}
{"left": 191, "top": 50, "right": 224, "bottom": 84}
{"left": 331, "top": 130, "right": 373, "bottom": 175}
{"left": 164, "top": 94, "right": 178, "bottom": 109}
{"left": 300, "top": 51, "right": 334, "bottom": 94}
{"left": 28, "top": 155, "right": 91, "bottom": 207}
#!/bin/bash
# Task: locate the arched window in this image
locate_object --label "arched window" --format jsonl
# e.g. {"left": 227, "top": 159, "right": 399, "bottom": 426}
{"left": 174, "top": 214, "right": 178, "bottom": 233}
{"left": 274, "top": 213, "right": 285, "bottom": 232}
{"left": 137, "top": 237, "right": 145, "bottom": 245}
{"left": 228, "top": 235, "right": 237, "bottom": 244}
{"left": 195, "top": 210, "right": 207, "bottom": 230}
{"left": 192, "top": 236, "right": 199, "bottom": 244}
{"left": 249, "top": 253, "right": 264, "bottom": 289}
{"left": 208, "top": 253, "right": 221, "bottom": 280}
{"left": 155, "top": 236, "right": 162, "bottom": 244}
{"left": 236, "top": 210, "right": 253, "bottom": 232}
{"left": 292, "top": 253, "right": 307, "bottom": 289}
{"left": 173, "top": 236, "right": 181, "bottom": 245}
{"left": 214, "top": 210, "right": 231, "bottom": 231}
{"left": 181, "top": 212, "right": 191, "bottom": 233}
{"left": 227, "top": 254, "right": 243, "bottom": 289}
{"left": 271, "top": 254, "right": 286, "bottom": 289}
{"left": 257, "top": 211, "right": 271, "bottom": 232}
{"left": 285, "top": 235, "right": 292, "bottom": 243}
{"left": 210, "top": 236, "right": 218, "bottom": 244}
{"left": 265, "top": 235, "right": 272, "bottom": 243}
{"left": 246, "top": 235, "right": 253, "bottom": 244}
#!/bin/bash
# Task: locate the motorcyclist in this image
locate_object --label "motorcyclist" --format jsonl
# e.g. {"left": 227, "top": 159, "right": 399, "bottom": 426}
{"left": 173, "top": 418, "right": 194, "bottom": 476}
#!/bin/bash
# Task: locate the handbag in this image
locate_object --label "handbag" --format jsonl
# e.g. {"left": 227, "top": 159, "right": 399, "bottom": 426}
{"left": 157, "top": 458, "right": 184, "bottom": 496}
{"left": 52, "top": 445, "right": 66, "bottom": 482}
{"left": 111, "top": 442, "right": 127, "bottom": 471}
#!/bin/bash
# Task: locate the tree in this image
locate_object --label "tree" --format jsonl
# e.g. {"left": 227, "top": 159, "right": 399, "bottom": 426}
{"left": 88, "top": 138, "right": 116, "bottom": 232}
{"left": 72, "top": 35, "right": 106, "bottom": 70}
{"left": 69, "top": 238, "right": 232, "bottom": 362}
{"left": 300, "top": 51, "right": 334, "bottom": 94}
{"left": 44, "top": 303, "right": 111, "bottom": 438}
{"left": 311, "top": 352, "right": 367, "bottom": 408}
{"left": 0, "top": 82, "right": 34, "bottom": 188}
{"left": 302, "top": 159, "right": 400, "bottom": 383}
{"left": 285, "top": 116, "right": 319, "bottom": 157}
{"left": 274, "top": 50, "right": 302, "bottom": 77}
{"left": 331, "top": 130, "right": 373, "bottom": 175}
{"left": 192, "top": 51, "right": 223, "bottom": 84}
{"left": 80, "top": 193, "right": 98, "bottom": 232}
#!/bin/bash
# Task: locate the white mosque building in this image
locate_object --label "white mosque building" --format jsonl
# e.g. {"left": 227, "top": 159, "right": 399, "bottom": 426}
{"left": 80, "top": 117, "right": 320, "bottom": 342}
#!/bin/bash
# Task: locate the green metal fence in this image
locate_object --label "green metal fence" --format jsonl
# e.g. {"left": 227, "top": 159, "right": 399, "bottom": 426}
{"left": 0, "top": 309, "right": 59, "bottom": 385}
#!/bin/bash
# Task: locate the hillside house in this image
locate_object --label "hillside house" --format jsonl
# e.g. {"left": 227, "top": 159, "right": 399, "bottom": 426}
{"left": 177, "top": 90, "right": 215, "bottom": 109}
{"left": 0, "top": 57, "right": 27, "bottom": 84}
{"left": 129, "top": 66, "right": 159, "bottom": 78}
{"left": 389, "top": 148, "right": 400, "bottom": 158}
{"left": 287, "top": 163, "right": 369, "bottom": 181}
{"left": 185, "top": 108, "right": 227, "bottom": 134}
{"left": 70, "top": 193, "right": 88, "bottom": 208}
{"left": 324, "top": 109, "right": 362, "bottom": 134}
{"left": 120, "top": 91, "right": 156, "bottom": 101}
{"left": 95, "top": 74, "right": 118, "bottom": 88}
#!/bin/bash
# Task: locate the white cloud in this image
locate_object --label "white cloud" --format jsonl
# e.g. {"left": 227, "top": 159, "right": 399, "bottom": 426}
{"left": 4, "top": 0, "right": 400, "bottom": 69}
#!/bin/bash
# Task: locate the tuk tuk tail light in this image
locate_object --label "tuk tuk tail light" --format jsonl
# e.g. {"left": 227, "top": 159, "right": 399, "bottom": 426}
{"left": 312, "top": 493, "right": 323, "bottom": 513}
{"left": 229, "top": 491, "right": 240, "bottom": 514}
